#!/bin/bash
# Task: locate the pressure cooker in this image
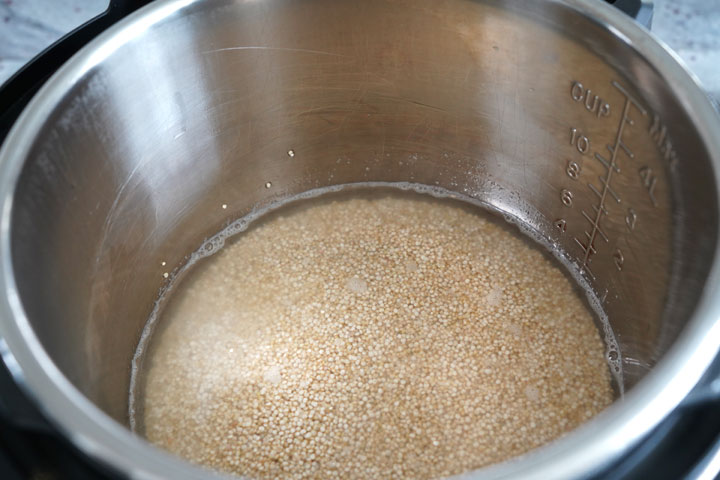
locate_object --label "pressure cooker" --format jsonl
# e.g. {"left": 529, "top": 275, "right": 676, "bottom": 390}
{"left": 1, "top": 0, "right": 720, "bottom": 478}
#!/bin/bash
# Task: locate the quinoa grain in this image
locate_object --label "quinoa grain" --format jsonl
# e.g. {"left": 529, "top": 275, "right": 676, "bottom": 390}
{"left": 140, "top": 193, "right": 614, "bottom": 479}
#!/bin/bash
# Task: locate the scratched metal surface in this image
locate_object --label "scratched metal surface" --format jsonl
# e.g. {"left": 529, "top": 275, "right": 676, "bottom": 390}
{"left": 0, "top": 0, "right": 718, "bottom": 102}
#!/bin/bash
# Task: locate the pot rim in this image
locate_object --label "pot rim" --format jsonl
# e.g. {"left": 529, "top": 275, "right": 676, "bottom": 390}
{"left": 1, "top": 0, "right": 719, "bottom": 478}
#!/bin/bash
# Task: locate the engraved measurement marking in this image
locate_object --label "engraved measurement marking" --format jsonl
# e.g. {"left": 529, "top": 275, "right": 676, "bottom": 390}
{"left": 597, "top": 176, "right": 621, "bottom": 203}
{"left": 570, "top": 128, "right": 591, "bottom": 154}
{"left": 649, "top": 113, "right": 679, "bottom": 170}
{"left": 591, "top": 203, "right": 608, "bottom": 216}
{"left": 581, "top": 210, "right": 609, "bottom": 242}
{"left": 614, "top": 248, "right": 625, "bottom": 271}
{"left": 600, "top": 288, "right": 609, "bottom": 303}
{"left": 566, "top": 160, "right": 581, "bottom": 179}
{"left": 561, "top": 189, "right": 574, "bottom": 207}
{"left": 574, "top": 81, "right": 646, "bottom": 279}
{"left": 555, "top": 218, "right": 567, "bottom": 233}
{"left": 570, "top": 81, "right": 611, "bottom": 118}
{"left": 594, "top": 151, "right": 619, "bottom": 173}
{"left": 626, "top": 207, "right": 637, "bottom": 231}
{"left": 639, "top": 166, "right": 658, "bottom": 206}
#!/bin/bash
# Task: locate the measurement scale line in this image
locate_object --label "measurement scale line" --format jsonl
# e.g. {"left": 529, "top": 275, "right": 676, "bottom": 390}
{"left": 575, "top": 237, "right": 597, "bottom": 256}
{"left": 586, "top": 266, "right": 596, "bottom": 279}
{"left": 574, "top": 237, "right": 586, "bottom": 252}
{"left": 583, "top": 220, "right": 608, "bottom": 243}
{"left": 618, "top": 141, "right": 634, "bottom": 158}
{"left": 597, "top": 177, "right": 621, "bottom": 203}
{"left": 575, "top": 238, "right": 598, "bottom": 278}
{"left": 588, "top": 183, "right": 603, "bottom": 200}
{"left": 582, "top": 212, "right": 609, "bottom": 242}
{"left": 597, "top": 226, "right": 609, "bottom": 243}
{"left": 591, "top": 204, "right": 608, "bottom": 216}
{"left": 595, "top": 153, "right": 611, "bottom": 170}
{"left": 595, "top": 152, "right": 619, "bottom": 173}
{"left": 581, "top": 96, "right": 633, "bottom": 271}
{"left": 581, "top": 211, "right": 596, "bottom": 227}
{"left": 607, "top": 142, "right": 634, "bottom": 163}
{"left": 582, "top": 232, "right": 599, "bottom": 251}
{"left": 607, "top": 187, "right": 621, "bottom": 203}
{"left": 612, "top": 81, "right": 647, "bottom": 115}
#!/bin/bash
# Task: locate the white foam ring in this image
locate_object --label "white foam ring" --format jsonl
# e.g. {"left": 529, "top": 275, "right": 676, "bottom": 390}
{"left": 128, "top": 182, "right": 623, "bottom": 430}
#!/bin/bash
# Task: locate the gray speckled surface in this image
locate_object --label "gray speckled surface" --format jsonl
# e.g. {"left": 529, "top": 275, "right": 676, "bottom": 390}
{"left": 0, "top": 0, "right": 106, "bottom": 84}
{"left": 653, "top": 0, "right": 720, "bottom": 101}
{"left": 0, "top": 1, "right": 718, "bottom": 99}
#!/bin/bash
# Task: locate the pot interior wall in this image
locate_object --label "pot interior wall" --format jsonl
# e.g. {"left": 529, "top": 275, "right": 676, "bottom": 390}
{"left": 8, "top": 0, "right": 718, "bottom": 425}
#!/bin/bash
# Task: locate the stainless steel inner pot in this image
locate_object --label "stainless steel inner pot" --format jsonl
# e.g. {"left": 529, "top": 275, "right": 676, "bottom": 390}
{"left": 1, "top": 0, "right": 720, "bottom": 478}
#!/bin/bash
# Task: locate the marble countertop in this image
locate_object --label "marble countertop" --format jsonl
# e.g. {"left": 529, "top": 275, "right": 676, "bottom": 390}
{"left": 1, "top": 0, "right": 718, "bottom": 101}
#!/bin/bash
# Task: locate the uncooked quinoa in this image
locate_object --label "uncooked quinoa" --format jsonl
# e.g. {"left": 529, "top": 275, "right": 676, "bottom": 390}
{"left": 138, "top": 191, "right": 614, "bottom": 479}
